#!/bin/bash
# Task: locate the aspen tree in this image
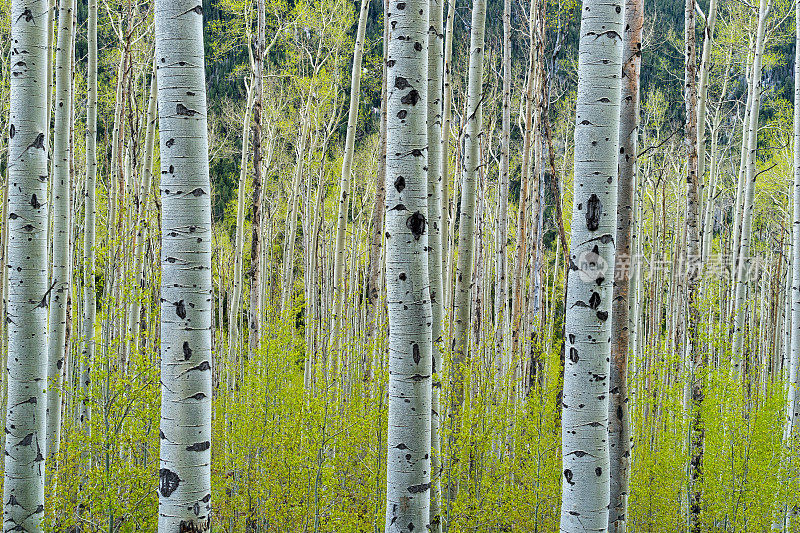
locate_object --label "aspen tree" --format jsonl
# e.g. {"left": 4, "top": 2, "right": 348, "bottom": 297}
{"left": 732, "top": 0, "right": 770, "bottom": 370}
{"left": 125, "top": 67, "right": 157, "bottom": 366}
{"left": 560, "top": 0, "right": 624, "bottom": 529}
{"left": 440, "top": 0, "right": 455, "bottom": 310}
{"left": 683, "top": 0, "right": 705, "bottom": 530}
{"left": 781, "top": 2, "right": 800, "bottom": 525}
{"left": 80, "top": 0, "right": 98, "bottom": 434}
{"left": 155, "top": 0, "right": 213, "bottom": 527}
{"left": 331, "top": 0, "right": 370, "bottom": 371}
{"left": 45, "top": 0, "right": 76, "bottom": 467}
{"left": 451, "top": 0, "right": 487, "bottom": 404}
{"left": 609, "top": 0, "right": 642, "bottom": 528}
{"left": 495, "top": 0, "right": 511, "bottom": 374}
{"left": 4, "top": 0, "right": 50, "bottom": 528}
{"left": 427, "top": 0, "right": 445, "bottom": 526}
{"left": 383, "top": 0, "right": 433, "bottom": 527}
{"left": 696, "top": 0, "right": 717, "bottom": 218}
{"left": 228, "top": 82, "right": 254, "bottom": 388}
{"left": 249, "top": 0, "right": 266, "bottom": 356}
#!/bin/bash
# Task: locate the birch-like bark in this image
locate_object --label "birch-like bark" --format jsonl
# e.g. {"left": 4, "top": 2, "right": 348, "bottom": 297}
{"left": 495, "top": 0, "right": 511, "bottom": 375}
{"left": 683, "top": 0, "right": 705, "bottom": 530}
{"left": 249, "top": 0, "right": 266, "bottom": 355}
{"left": 281, "top": 103, "right": 311, "bottom": 313}
{"left": 228, "top": 83, "right": 254, "bottom": 387}
{"left": 4, "top": 0, "right": 50, "bottom": 528}
{"left": 125, "top": 65, "right": 157, "bottom": 366}
{"left": 451, "top": 0, "right": 487, "bottom": 406}
{"left": 365, "top": 5, "right": 388, "bottom": 372}
{"left": 560, "top": 0, "right": 623, "bottom": 528}
{"left": 608, "top": 0, "right": 642, "bottom": 528}
{"left": 511, "top": 2, "right": 535, "bottom": 357}
{"left": 427, "top": 0, "right": 445, "bottom": 526}
{"left": 45, "top": 0, "right": 76, "bottom": 468}
{"left": 780, "top": 4, "right": 800, "bottom": 526}
{"left": 384, "top": 0, "right": 433, "bottom": 528}
{"left": 732, "top": 0, "right": 770, "bottom": 373}
{"left": 155, "top": 0, "right": 213, "bottom": 528}
{"left": 440, "top": 0, "right": 455, "bottom": 310}
{"left": 331, "top": 0, "right": 370, "bottom": 370}
{"left": 695, "top": 0, "right": 717, "bottom": 198}
{"left": 80, "top": 0, "right": 97, "bottom": 433}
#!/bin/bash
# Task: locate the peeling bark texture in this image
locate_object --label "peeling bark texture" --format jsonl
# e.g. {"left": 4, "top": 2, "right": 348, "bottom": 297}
{"left": 384, "top": 0, "right": 433, "bottom": 528}
{"left": 4, "top": 0, "right": 50, "bottom": 529}
{"left": 451, "top": 0, "right": 487, "bottom": 407}
{"left": 80, "top": 0, "right": 97, "bottom": 434}
{"left": 426, "top": 0, "right": 445, "bottom": 527}
{"left": 46, "top": 0, "right": 76, "bottom": 467}
{"left": 732, "top": 0, "right": 769, "bottom": 372}
{"left": 155, "top": 0, "right": 213, "bottom": 529}
{"left": 560, "top": 0, "right": 624, "bottom": 529}
{"left": 608, "top": 0, "right": 642, "bottom": 529}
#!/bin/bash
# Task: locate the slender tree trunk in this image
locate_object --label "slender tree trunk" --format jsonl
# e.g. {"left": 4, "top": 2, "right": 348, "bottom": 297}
{"left": 384, "top": 0, "right": 433, "bottom": 527}
{"left": 732, "top": 0, "right": 770, "bottom": 374}
{"left": 281, "top": 103, "right": 311, "bottom": 313}
{"left": 331, "top": 0, "right": 370, "bottom": 374}
{"left": 780, "top": 5, "right": 800, "bottom": 526}
{"left": 80, "top": 0, "right": 97, "bottom": 436}
{"left": 427, "top": 0, "right": 445, "bottom": 526}
{"left": 696, "top": 0, "right": 717, "bottom": 205}
{"left": 365, "top": 2, "right": 388, "bottom": 378}
{"left": 440, "top": 0, "right": 455, "bottom": 312}
{"left": 559, "top": 0, "right": 624, "bottom": 528}
{"left": 4, "top": 0, "right": 50, "bottom": 528}
{"left": 45, "top": 0, "right": 76, "bottom": 472}
{"left": 249, "top": 0, "right": 266, "bottom": 356}
{"left": 608, "top": 0, "right": 642, "bottom": 529}
{"left": 511, "top": 3, "right": 535, "bottom": 358}
{"left": 125, "top": 64, "right": 157, "bottom": 367}
{"left": 155, "top": 0, "right": 213, "bottom": 528}
{"left": 228, "top": 83, "right": 254, "bottom": 389}
{"left": 451, "top": 0, "right": 487, "bottom": 406}
{"left": 683, "top": 0, "right": 706, "bottom": 530}
{"left": 495, "top": 0, "right": 511, "bottom": 376}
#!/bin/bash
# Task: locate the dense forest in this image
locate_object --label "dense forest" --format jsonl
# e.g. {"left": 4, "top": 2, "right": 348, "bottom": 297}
{"left": 0, "top": 0, "right": 799, "bottom": 530}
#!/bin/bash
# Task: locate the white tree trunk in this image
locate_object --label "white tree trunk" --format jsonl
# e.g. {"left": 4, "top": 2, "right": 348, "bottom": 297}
{"left": 495, "top": 0, "right": 511, "bottom": 376}
{"left": 608, "top": 0, "right": 642, "bottom": 528}
{"left": 228, "top": 82, "right": 254, "bottom": 388}
{"left": 45, "top": 0, "right": 76, "bottom": 468}
{"left": 451, "top": 0, "right": 487, "bottom": 404}
{"left": 426, "top": 0, "right": 445, "bottom": 526}
{"left": 384, "top": 0, "right": 433, "bottom": 527}
{"left": 331, "top": 0, "right": 370, "bottom": 369}
{"left": 560, "top": 0, "right": 624, "bottom": 528}
{"left": 732, "top": 0, "right": 770, "bottom": 373}
{"left": 125, "top": 65, "right": 158, "bottom": 368}
{"left": 4, "top": 0, "right": 50, "bottom": 528}
{"left": 440, "top": 0, "right": 455, "bottom": 311}
{"left": 80, "top": 0, "right": 98, "bottom": 433}
{"left": 155, "top": 0, "right": 213, "bottom": 528}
